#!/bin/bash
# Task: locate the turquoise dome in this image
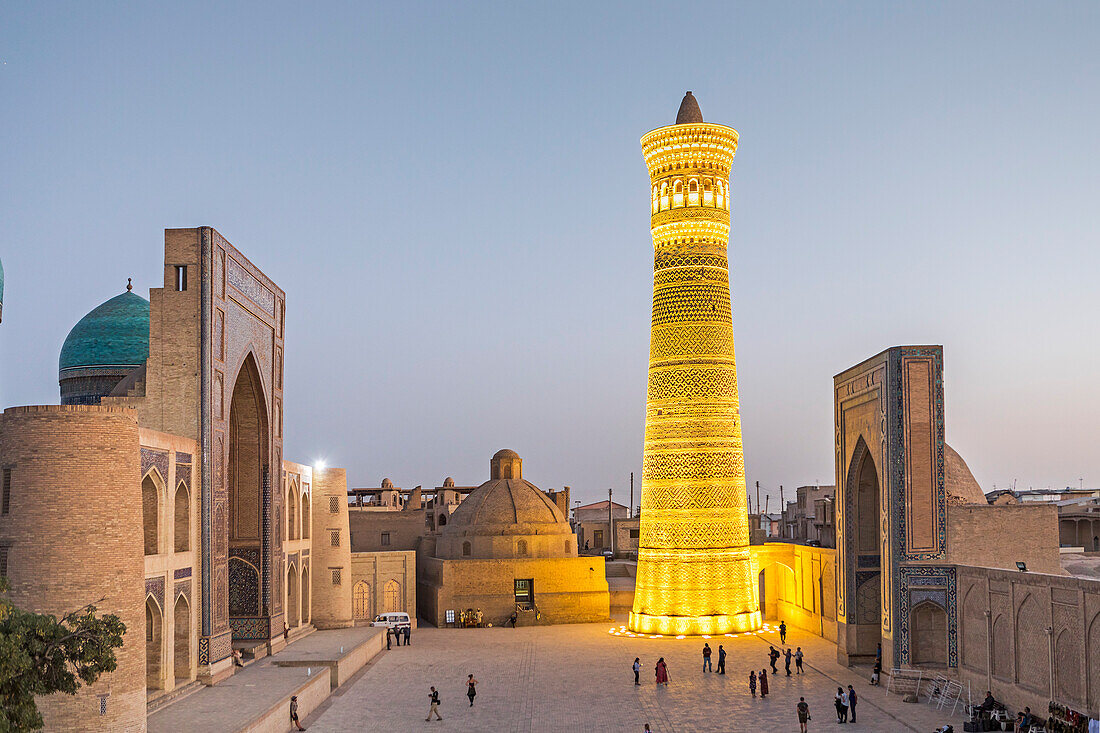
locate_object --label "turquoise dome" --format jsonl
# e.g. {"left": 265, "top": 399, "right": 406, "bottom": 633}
{"left": 59, "top": 288, "right": 150, "bottom": 375}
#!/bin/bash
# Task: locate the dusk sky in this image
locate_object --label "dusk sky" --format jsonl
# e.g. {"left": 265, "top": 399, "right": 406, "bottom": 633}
{"left": 1, "top": 2, "right": 1098, "bottom": 508}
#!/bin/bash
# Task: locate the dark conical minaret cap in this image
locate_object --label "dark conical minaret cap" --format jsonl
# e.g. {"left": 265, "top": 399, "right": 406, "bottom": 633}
{"left": 676, "top": 91, "right": 703, "bottom": 124}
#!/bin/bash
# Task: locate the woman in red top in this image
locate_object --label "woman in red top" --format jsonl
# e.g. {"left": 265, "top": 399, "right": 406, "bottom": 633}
{"left": 760, "top": 669, "right": 769, "bottom": 698}
{"left": 655, "top": 657, "right": 669, "bottom": 685}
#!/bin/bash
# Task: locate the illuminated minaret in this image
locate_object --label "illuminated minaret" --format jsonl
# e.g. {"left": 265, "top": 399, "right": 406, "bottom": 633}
{"left": 629, "top": 92, "right": 761, "bottom": 636}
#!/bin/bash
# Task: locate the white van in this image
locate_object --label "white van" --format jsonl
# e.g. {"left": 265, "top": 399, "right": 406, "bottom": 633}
{"left": 371, "top": 612, "right": 411, "bottom": 630}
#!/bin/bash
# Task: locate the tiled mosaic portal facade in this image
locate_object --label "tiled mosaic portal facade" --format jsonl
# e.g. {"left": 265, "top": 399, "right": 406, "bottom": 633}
{"left": 834, "top": 346, "right": 953, "bottom": 669}
{"left": 630, "top": 99, "right": 760, "bottom": 636}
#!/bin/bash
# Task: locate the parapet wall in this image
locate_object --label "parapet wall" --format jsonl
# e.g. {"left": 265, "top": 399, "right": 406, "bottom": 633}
{"left": 956, "top": 564, "right": 1100, "bottom": 717}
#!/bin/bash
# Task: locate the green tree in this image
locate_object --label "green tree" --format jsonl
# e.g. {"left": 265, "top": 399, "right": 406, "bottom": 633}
{"left": 0, "top": 579, "right": 126, "bottom": 732}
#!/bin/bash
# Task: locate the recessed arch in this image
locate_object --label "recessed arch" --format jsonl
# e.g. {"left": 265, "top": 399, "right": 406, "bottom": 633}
{"left": 301, "top": 566, "right": 311, "bottom": 624}
{"left": 910, "top": 600, "right": 948, "bottom": 666}
{"left": 142, "top": 470, "right": 164, "bottom": 556}
{"left": 353, "top": 580, "right": 372, "bottom": 619}
{"left": 146, "top": 594, "right": 164, "bottom": 689}
{"left": 174, "top": 481, "right": 190, "bottom": 553}
{"left": 383, "top": 579, "right": 401, "bottom": 613}
{"left": 286, "top": 562, "right": 300, "bottom": 627}
{"left": 843, "top": 435, "right": 881, "bottom": 657}
{"left": 227, "top": 352, "right": 268, "bottom": 628}
{"left": 301, "top": 493, "right": 311, "bottom": 540}
{"left": 173, "top": 594, "right": 191, "bottom": 682}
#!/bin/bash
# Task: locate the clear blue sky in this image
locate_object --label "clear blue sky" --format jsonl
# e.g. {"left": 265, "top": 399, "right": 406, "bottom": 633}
{"left": 2, "top": 2, "right": 1098, "bottom": 507}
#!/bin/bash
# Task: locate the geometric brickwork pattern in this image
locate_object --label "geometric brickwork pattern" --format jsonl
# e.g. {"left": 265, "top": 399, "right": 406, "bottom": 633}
{"left": 630, "top": 108, "right": 761, "bottom": 636}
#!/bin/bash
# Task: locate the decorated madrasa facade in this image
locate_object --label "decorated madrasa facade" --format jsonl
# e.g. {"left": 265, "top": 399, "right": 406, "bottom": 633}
{"left": 0, "top": 229, "right": 355, "bottom": 731}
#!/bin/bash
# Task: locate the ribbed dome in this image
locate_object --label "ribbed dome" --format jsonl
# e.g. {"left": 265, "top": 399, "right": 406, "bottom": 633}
{"left": 446, "top": 478, "right": 568, "bottom": 534}
{"left": 59, "top": 289, "right": 150, "bottom": 375}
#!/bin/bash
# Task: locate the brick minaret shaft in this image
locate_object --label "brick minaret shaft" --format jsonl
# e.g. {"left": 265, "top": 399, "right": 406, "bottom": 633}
{"left": 629, "top": 92, "right": 761, "bottom": 636}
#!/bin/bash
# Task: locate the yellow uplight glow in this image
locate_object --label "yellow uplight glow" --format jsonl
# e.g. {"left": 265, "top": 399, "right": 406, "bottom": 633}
{"left": 628, "top": 100, "right": 761, "bottom": 637}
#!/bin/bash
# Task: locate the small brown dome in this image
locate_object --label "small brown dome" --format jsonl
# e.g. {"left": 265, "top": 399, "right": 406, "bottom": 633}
{"left": 443, "top": 477, "right": 455, "bottom": 488}
{"left": 381, "top": 478, "right": 394, "bottom": 488}
{"left": 490, "top": 449, "right": 522, "bottom": 480}
{"left": 676, "top": 91, "right": 703, "bottom": 124}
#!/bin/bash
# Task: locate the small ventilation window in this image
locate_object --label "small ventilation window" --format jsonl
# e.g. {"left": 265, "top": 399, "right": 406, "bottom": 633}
{"left": 1, "top": 468, "right": 10, "bottom": 515}
{"left": 331, "top": 568, "right": 342, "bottom": 586}
{"left": 381, "top": 532, "right": 391, "bottom": 547}
{"left": 0, "top": 546, "right": 9, "bottom": 579}
{"left": 174, "top": 265, "right": 188, "bottom": 292}
{"left": 98, "top": 694, "right": 110, "bottom": 716}
{"left": 330, "top": 530, "right": 340, "bottom": 547}
{"left": 329, "top": 496, "right": 340, "bottom": 513}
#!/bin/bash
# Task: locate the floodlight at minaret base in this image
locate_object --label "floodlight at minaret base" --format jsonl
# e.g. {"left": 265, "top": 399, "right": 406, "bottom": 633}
{"left": 628, "top": 92, "right": 761, "bottom": 636}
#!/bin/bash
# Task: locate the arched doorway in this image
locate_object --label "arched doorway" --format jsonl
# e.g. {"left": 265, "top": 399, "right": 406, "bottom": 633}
{"left": 146, "top": 596, "right": 164, "bottom": 689}
{"left": 845, "top": 438, "right": 882, "bottom": 659}
{"left": 287, "top": 564, "right": 299, "bottom": 627}
{"left": 228, "top": 353, "right": 269, "bottom": 628}
{"left": 173, "top": 595, "right": 191, "bottom": 682}
{"left": 353, "top": 581, "right": 372, "bottom": 619}
{"left": 143, "top": 472, "right": 161, "bottom": 555}
{"left": 301, "top": 566, "right": 311, "bottom": 623}
{"left": 910, "top": 600, "right": 947, "bottom": 665}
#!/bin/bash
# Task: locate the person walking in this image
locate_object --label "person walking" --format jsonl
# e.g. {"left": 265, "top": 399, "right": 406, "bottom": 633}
{"left": 797, "top": 697, "right": 810, "bottom": 733}
{"left": 717, "top": 645, "right": 727, "bottom": 675}
{"left": 289, "top": 695, "right": 306, "bottom": 731}
{"left": 834, "top": 686, "right": 848, "bottom": 723}
{"left": 466, "top": 674, "right": 478, "bottom": 707}
{"left": 769, "top": 646, "right": 780, "bottom": 673}
{"left": 702, "top": 643, "right": 712, "bottom": 673}
{"left": 759, "top": 669, "right": 769, "bottom": 698}
{"left": 633, "top": 657, "right": 641, "bottom": 685}
{"left": 403, "top": 624, "right": 411, "bottom": 646}
{"left": 870, "top": 659, "right": 881, "bottom": 686}
{"left": 780, "top": 621, "right": 787, "bottom": 644}
{"left": 785, "top": 648, "right": 793, "bottom": 677}
{"left": 748, "top": 670, "right": 757, "bottom": 698}
{"left": 846, "top": 684, "right": 857, "bottom": 722}
{"left": 655, "top": 657, "right": 669, "bottom": 685}
{"left": 426, "top": 686, "right": 443, "bottom": 721}
{"left": 795, "top": 647, "right": 804, "bottom": 674}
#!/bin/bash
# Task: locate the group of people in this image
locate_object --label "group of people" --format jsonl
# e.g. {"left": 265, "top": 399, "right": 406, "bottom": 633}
{"left": 385, "top": 624, "right": 411, "bottom": 649}
{"left": 424, "top": 674, "right": 479, "bottom": 721}
{"left": 630, "top": 622, "right": 879, "bottom": 733}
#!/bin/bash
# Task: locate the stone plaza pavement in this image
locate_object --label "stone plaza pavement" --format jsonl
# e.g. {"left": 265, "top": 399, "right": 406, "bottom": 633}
{"left": 305, "top": 619, "right": 971, "bottom": 732}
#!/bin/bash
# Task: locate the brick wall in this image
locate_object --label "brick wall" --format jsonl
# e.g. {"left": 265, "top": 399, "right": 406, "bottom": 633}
{"left": 349, "top": 550, "right": 416, "bottom": 624}
{"left": 947, "top": 504, "right": 1064, "bottom": 575}
{"left": 0, "top": 405, "right": 146, "bottom": 732}
{"left": 957, "top": 564, "right": 1100, "bottom": 717}
{"left": 418, "top": 555, "right": 609, "bottom": 628}
{"left": 310, "top": 467, "right": 352, "bottom": 628}
{"left": 349, "top": 508, "right": 425, "bottom": 552}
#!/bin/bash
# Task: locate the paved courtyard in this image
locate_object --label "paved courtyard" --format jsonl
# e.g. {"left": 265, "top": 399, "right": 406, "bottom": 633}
{"left": 305, "top": 619, "right": 970, "bottom": 732}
